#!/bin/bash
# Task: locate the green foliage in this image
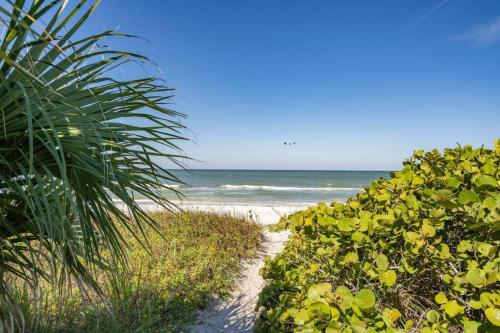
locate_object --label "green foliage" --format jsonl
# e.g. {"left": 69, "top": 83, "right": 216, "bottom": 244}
{"left": 0, "top": 0, "right": 187, "bottom": 330}
{"left": 256, "top": 142, "right": 500, "bottom": 332}
{"left": 12, "top": 210, "right": 262, "bottom": 332}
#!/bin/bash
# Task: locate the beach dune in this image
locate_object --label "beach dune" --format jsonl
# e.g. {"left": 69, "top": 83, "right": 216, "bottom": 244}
{"left": 116, "top": 199, "right": 305, "bottom": 332}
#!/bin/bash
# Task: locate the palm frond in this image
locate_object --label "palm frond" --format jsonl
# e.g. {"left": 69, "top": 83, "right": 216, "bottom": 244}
{"left": 0, "top": 0, "right": 187, "bottom": 330}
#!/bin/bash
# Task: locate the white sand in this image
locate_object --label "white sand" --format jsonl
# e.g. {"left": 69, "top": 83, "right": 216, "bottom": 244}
{"left": 190, "top": 229, "right": 289, "bottom": 333}
{"left": 127, "top": 199, "right": 308, "bottom": 225}
{"left": 125, "top": 200, "right": 306, "bottom": 332}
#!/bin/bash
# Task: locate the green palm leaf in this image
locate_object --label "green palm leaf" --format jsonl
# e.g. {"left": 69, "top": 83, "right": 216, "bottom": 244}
{"left": 0, "top": 0, "right": 187, "bottom": 330}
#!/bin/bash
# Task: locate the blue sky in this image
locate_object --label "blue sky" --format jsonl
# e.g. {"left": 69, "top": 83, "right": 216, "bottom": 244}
{"left": 94, "top": 0, "right": 500, "bottom": 170}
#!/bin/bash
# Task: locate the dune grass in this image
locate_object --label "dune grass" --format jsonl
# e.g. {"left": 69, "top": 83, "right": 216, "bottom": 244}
{"left": 11, "top": 210, "right": 262, "bottom": 333}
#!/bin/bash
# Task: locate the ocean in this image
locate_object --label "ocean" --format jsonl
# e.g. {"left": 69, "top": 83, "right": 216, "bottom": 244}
{"left": 163, "top": 170, "right": 391, "bottom": 205}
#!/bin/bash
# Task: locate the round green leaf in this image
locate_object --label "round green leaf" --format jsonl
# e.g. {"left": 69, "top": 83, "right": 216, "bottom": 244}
{"left": 443, "top": 300, "right": 464, "bottom": 318}
{"left": 478, "top": 243, "right": 496, "bottom": 257}
{"left": 446, "top": 176, "right": 461, "bottom": 189}
{"left": 485, "top": 307, "right": 500, "bottom": 326}
{"left": 382, "top": 308, "right": 401, "bottom": 326}
{"left": 458, "top": 190, "right": 480, "bottom": 204}
{"left": 375, "top": 253, "right": 389, "bottom": 271}
{"left": 426, "top": 309, "right": 440, "bottom": 323}
{"left": 479, "top": 292, "right": 495, "bottom": 307}
{"left": 404, "top": 231, "right": 420, "bottom": 244}
{"left": 405, "top": 194, "right": 418, "bottom": 209}
{"left": 354, "top": 289, "right": 376, "bottom": 310}
{"left": 474, "top": 175, "right": 497, "bottom": 190}
{"left": 404, "top": 320, "right": 415, "bottom": 330}
{"left": 380, "top": 270, "right": 397, "bottom": 287}
{"left": 421, "top": 221, "right": 436, "bottom": 237}
{"left": 432, "top": 189, "right": 453, "bottom": 202}
{"left": 457, "top": 240, "right": 472, "bottom": 253}
{"left": 412, "top": 175, "right": 425, "bottom": 186}
{"left": 463, "top": 320, "right": 481, "bottom": 333}
{"left": 338, "top": 218, "right": 354, "bottom": 232}
{"left": 441, "top": 274, "right": 452, "bottom": 284}
{"left": 438, "top": 244, "right": 451, "bottom": 259}
{"left": 293, "top": 309, "right": 311, "bottom": 325}
{"left": 316, "top": 247, "right": 326, "bottom": 256}
{"left": 430, "top": 208, "right": 446, "bottom": 218}
{"left": 335, "top": 286, "right": 353, "bottom": 309}
{"left": 375, "top": 192, "right": 391, "bottom": 203}
{"left": 466, "top": 268, "right": 486, "bottom": 287}
{"left": 309, "top": 302, "right": 331, "bottom": 317}
{"left": 351, "top": 231, "right": 365, "bottom": 243}
{"left": 343, "top": 252, "right": 359, "bottom": 264}
{"left": 435, "top": 292, "right": 448, "bottom": 305}
{"left": 307, "top": 282, "right": 333, "bottom": 303}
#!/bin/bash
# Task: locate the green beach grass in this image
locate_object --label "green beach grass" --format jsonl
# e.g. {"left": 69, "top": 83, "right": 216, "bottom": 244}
{"left": 11, "top": 210, "right": 262, "bottom": 332}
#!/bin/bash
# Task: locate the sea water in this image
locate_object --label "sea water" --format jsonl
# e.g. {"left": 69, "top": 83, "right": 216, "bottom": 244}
{"left": 162, "top": 170, "right": 391, "bottom": 205}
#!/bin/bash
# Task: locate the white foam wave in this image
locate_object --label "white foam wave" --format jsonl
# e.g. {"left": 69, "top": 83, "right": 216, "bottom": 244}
{"left": 219, "top": 185, "right": 361, "bottom": 192}
{"left": 154, "top": 184, "right": 181, "bottom": 190}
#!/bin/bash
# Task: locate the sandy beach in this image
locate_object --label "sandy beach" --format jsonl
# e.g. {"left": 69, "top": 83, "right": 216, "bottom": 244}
{"left": 121, "top": 199, "right": 309, "bottom": 225}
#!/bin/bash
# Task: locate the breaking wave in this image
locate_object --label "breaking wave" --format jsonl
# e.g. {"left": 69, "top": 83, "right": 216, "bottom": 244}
{"left": 219, "top": 185, "right": 361, "bottom": 192}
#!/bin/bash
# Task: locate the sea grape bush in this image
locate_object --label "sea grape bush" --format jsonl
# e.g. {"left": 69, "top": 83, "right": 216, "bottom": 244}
{"left": 256, "top": 142, "right": 499, "bottom": 332}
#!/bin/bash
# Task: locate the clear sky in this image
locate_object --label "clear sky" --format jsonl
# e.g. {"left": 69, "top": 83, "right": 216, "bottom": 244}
{"left": 93, "top": 0, "right": 500, "bottom": 170}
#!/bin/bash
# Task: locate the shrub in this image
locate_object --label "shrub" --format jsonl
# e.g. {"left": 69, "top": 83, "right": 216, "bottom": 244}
{"left": 256, "top": 142, "right": 499, "bottom": 332}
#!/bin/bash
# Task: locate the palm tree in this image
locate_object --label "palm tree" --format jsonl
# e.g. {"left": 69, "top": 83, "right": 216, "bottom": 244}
{"left": 0, "top": 0, "right": 186, "bottom": 329}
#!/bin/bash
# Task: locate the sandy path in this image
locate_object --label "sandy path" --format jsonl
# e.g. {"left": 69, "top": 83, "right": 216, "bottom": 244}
{"left": 183, "top": 203, "right": 303, "bottom": 333}
{"left": 190, "top": 229, "right": 289, "bottom": 333}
